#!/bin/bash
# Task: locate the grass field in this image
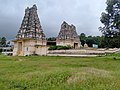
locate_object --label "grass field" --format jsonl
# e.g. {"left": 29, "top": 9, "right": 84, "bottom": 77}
{"left": 0, "top": 54, "right": 120, "bottom": 90}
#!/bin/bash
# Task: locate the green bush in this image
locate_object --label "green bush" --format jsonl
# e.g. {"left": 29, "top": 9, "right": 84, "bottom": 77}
{"left": 48, "top": 45, "right": 72, "bottom": 50}
{"left": 48, "top": 46, "right": 57, "bottom": 50}
{"left": 0, "top": 49, "right": 2, "bottom": 52}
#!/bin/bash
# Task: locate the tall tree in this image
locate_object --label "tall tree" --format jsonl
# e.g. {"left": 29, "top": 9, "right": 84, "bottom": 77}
{"left": 79, "top": 33, "right": 86, "bottom": 46}
{"left": 1, "top": 37, "right": 6, "bottom": 46}
{"left": 99, "top": 0, "right": 120, "bottom": 48}
{"left": 79, "top": 34, "right": 102, "bottom": 48}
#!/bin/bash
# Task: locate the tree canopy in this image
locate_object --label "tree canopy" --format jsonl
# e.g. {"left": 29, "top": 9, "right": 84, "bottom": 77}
{"left": 99, "top": 0, "right": 120, "bottom": 48}
{"left": 79, "top": 33, "right": 102, "bottom": 48}
{"left": 0, "top": 37, "right": 6, "bottom": 46}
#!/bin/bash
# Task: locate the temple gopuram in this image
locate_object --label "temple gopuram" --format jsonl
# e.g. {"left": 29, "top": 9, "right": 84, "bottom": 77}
{"left": 13, "top": 5, "right": 81, "bottom": 56}
{"left": 13, "top": 5, "right": 47, "bottom": 56}
{"left": 56, "top": 21, "right": 81, "bottom": 48}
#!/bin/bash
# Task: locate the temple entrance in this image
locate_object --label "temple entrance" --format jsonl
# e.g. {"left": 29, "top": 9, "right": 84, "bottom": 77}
{"left": 47, "top": 41, "right": 56, "bottom": 46}
{"left": 18, "top": 42, "right": 22, "bottom": 55}
{"left": 74, "top": 43, "right": 78, "bottom": 49}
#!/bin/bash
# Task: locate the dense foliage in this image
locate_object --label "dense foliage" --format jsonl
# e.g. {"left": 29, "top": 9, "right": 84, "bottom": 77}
{"left": 0, "top": 37, "right": 7, "bottom": 46}
{"left": 47, "top": 37, "right": 56, "bottom": 41}
{"left": 99, "top": 0, "right": 120, "bottom": 48}
{"left": 48, "top": 45, "right": 72, "bottom": 50}
{"left": 0, "top": 49, "right": 2, "bottom": 53}
{"left": 79, "top": 33, "right": 102, "bottom": 47}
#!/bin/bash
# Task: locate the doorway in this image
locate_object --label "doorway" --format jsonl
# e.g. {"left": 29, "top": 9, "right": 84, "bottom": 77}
{"left": 18, "top": 42, "right": 22, "bottom": 55}
{"left": 74, "top": 43, "right": 78, "bottom": 49}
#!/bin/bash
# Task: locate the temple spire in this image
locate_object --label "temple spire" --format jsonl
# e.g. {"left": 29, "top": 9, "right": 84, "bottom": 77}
{"left": 57, "top": 21, "right": 79, "bottom": 40}
{"left": 16, "top": 5, "right": 45, "bottom": 40}
{"left": 56, "top": 21, "right": 81, "bottom": 48}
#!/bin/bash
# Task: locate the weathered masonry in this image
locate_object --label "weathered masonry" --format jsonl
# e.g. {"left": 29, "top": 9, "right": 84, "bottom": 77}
{"left": 13, "top": 5, "right": 47, "bottom": 56}
{"left": 13, "top": 5, "right": 81, "bottom": 56}
{"left": 56, "top": 21, "right": 80, "bottom": 48}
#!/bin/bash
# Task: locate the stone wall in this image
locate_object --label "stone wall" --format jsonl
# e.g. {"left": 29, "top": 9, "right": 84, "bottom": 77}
{"left": 13, "top": 39, "right": 47, "bottom": 56}
{"left": 47, "top": 48, "right": 120, "bottom": 56}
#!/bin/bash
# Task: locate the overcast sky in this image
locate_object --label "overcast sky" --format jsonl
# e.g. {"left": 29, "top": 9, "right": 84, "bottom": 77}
{"left": 0, "top": 0, "right": 106, "bottom": 40}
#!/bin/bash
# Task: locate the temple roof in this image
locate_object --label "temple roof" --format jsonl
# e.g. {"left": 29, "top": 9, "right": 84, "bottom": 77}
{"left": 16, "top": 5, "right": 45, "bottom": 40}
{"left": 57, "top": 21, "right": 80, "bottom": 40}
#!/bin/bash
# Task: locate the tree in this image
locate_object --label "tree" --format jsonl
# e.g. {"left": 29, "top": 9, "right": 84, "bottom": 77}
{"left": 86, "top": 36, "right": 95, "bottom": 47}
{"left": 1, "top": 37, "right": 6, "bottom": 46}
{"left": 79, "top": 33, "right": 86, "bottom": 46}
{"left": 92, "top": 36, "right": 102, "bottom": 48}
{"left": 47, "top": 37, "right": 56, "bottom": 41}
{"left": 99, "top": 0, "right": 120, "bottom": 48}
{"left": 79, "top": 34, "right": 102, "bottom": 48}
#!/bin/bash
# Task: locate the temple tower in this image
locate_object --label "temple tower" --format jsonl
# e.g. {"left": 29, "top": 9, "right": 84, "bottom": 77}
{"left": 16, "top": 5, "right": 45, "bottom": 40}
{"left": 13, "top": 5, "right": 47, "bottom": 56}
{"left": 56, "top": 21, "right": 81, "bottom": 48}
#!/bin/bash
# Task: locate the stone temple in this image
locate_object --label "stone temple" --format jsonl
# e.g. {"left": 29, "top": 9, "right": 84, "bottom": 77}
{"left": 13, "top": 5, "right": 81, "bottom": 56}
{"left": 13, "top": 5, "right": 47, "bottom": 56}
{"left": 56, "top": 21, "right": 80, "bottom": 48}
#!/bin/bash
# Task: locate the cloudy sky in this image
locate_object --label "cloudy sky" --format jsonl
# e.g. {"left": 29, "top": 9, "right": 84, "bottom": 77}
{"left": 0, "top": 0, "right": 106, "bottom": 40}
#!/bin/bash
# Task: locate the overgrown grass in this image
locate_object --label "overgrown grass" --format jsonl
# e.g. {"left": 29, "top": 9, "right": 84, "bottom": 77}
{"left": 0, "top": 54, "right": 120, "bottom": 90}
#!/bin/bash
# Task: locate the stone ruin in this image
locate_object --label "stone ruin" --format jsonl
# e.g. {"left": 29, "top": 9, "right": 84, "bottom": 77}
{"left": 56, "top": 21, "right": 81, "bottom": 48}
